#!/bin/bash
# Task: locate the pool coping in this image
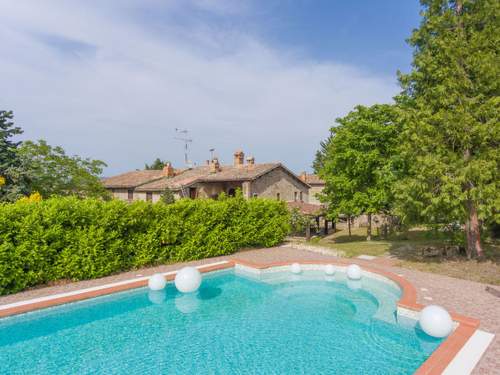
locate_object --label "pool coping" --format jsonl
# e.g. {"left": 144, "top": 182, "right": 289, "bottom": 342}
{"left": 0, "top": 259, "right": 484, "bottom": 375}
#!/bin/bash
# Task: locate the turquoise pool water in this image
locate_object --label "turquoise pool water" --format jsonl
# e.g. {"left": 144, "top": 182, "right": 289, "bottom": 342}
{"left": 0, "top": 269, "right": 442, "bottom": 374}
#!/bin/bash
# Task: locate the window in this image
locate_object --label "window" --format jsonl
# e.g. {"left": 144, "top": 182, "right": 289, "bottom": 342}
{"left": 294, "top": 192, "right": 298, "bottom": 201}
{"left": 228, "top": 188, "right": 236, "bottom": 197}
{"left": 276, "top": 192, "right": 280, "bottom": 201}
{"left": 127, "top": 189, "right": 133, "bottom": 201}
{"left": 146, "top": 192, "right": 153, "bottom": 202}
{"left": 299, "top": 192, "right": 303, "bottom": 202}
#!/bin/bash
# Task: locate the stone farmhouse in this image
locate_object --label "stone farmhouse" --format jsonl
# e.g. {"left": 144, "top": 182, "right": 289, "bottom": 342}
{"left": 103, "top": 151, "right": 311, "bottom": 203}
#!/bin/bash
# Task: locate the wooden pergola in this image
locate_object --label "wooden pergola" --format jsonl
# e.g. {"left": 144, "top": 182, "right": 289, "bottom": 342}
{"left": 287, "top": 201, "right": 333, "bottom": 240}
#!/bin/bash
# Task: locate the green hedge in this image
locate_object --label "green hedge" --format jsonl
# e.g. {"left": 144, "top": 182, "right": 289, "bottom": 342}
{"left": 0, "top": 195, "right": 290, "bottom": 295}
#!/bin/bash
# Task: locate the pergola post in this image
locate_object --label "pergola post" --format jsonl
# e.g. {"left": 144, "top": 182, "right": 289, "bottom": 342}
{"left": 305, "top": 221, "right": 311, "bottom": 241}
{"left": 324, "top": 219, "right": 329, "bottom": 235}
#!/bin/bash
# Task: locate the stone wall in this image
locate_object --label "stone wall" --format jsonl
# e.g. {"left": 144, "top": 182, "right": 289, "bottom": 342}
{"left": 308, "top": 185, "right": 324, "bottom": 204}
{"left": 196, "top": 182, "right": 225, "bottom": 198}
{"left": 250, "top": 167, "right": 309, "bottom": 202}
{"left": 354, "top": 214, "right": 388, "bottom": 228}
{"left": 133, "top": 191, "right": 147, "bottom": 201}
{"left": 108, "top": 188, "right": 178, "bottom": 203}
{"left": 195, "top": 181, "right": 243, "bottom": 198}
{"left": 109, "top": 188, "right": 128, "bottom": 201}
{"left": 150, "top": 191, "right": 181, "bottom": 202}
{"left": 242, "top": 181, "right": 251, "bottom": 198}
{"left": 335, "top": 214, "right": 388, "bottom": 230}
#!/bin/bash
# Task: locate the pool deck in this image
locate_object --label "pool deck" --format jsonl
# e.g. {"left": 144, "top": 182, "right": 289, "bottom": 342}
{"left": 0, "top": 246, "right": 498, "bottom": 374}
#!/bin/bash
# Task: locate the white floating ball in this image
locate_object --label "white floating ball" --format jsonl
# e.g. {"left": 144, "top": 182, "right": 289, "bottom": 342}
{"left": 290, "top": 263, "right": 302, "bottom": 274}
{"left": 148, "top": 273, "right": 166, "bottom": 291}
{"left": 175, "top": 294, "right": 200, "bottom": 314}
{"left": 175, "top": 267, "right": 202, "bottom": 293}
{"left": 346, "top": 264, "right": 362, "bottom": 280}
{"left": 419, "top": 305, "right": 453, "bottom": 338}
{"left": 148, "top": 290, "right": 166, "bottom": 304}
{"left": 325, "top": 264, "right": 335, "bottom": 276}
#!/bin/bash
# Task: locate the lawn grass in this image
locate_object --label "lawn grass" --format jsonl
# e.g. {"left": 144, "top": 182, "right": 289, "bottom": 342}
{"left": 306, "top": 227, "right": 500, "bottom": 285}
{"left": 310, "top": 227, "right": 445, "bottom": 257}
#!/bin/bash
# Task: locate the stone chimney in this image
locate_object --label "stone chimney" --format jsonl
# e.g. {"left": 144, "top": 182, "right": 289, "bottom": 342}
{"left": 300, "top": 171, "right": 307, "bottom": 182}
{"left": 246, "top": 156, "right": 255, "bottom": 168}
{"left": 233, "top": 150, "right": 245, "bottom": 167}
{"left": 210, "top": 158, "right": 221, "bottom": 173}
{"left": 162, "top": 162, "right": 175, "bottom": 177}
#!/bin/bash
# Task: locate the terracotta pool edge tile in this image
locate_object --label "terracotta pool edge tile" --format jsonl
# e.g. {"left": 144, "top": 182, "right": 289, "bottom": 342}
{"left": 232, "top": 258, "right": 420, "bottom": 307}
{"left": 0, "top": 279, "right": 148, "bottom": 318}
{"left": 0, "top": 261, "right": 235, "bottom": 319}
{"left": 413, "top": 323, "right": 477, "bottom": 375}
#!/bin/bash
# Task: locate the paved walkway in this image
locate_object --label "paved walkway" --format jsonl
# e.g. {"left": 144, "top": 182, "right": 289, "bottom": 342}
{"left": 1, "top": 246, "right": 498, "bottom": 374}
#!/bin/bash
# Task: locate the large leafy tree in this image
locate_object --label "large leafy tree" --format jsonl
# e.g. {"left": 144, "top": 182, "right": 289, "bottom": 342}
{"left": 18, "top": 140, "right": 109, "bottom": 199}
{"left": 0, "top": 111, "right": 29, "bottom": 201}
{"left": 318, "top": 104, "right": 401, "bottom": 240}
{"left": 396, "top": 0, "right": 499, "bottom": 258}
{"left": 145, "top": 158, "right": 169, "bottom": 170}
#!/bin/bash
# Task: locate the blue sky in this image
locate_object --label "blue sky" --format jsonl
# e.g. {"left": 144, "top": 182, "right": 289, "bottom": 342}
{"left": 260, "top": 0, "right": 420, "bottom": 75}
{"left": 0, "top": 0, "right": 421, "bottom": 175}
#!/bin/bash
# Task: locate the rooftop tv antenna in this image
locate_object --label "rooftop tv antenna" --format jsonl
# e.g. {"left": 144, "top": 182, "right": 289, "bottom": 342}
{"left": 174, "top": 128, "right": 193, "bottom": 167}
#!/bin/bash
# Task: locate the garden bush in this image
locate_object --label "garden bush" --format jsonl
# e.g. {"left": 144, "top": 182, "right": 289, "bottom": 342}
{"left": 0, "top": 195, "right": 290, "bottom": 295}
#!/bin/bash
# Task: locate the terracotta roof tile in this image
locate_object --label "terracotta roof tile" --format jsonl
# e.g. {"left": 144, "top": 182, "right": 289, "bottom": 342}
{"left": 287, "top": 201, "right": 325, "bottom": 216}
{"left": 301, "top": 174, "right": 325, "bottom": 185}
{"left": 102, "top": 170, "right": 165, "bottom": 188}
{"left": 136, "top": 163, "right": 283, "bottom": 192}
{"left": 136, "top": 168, "right": 207, "bottom": 191}
{"left": 201, "top": 163, "right": 280, "bottom": 182}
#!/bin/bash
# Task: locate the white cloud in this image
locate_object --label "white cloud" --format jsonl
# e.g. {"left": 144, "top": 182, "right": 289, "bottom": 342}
{"left": 0, "top": 0, "right": 398, "bottom": 174}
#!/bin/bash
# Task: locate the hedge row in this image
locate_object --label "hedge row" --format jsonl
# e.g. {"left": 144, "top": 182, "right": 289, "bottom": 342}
{"left": 0, "top": 196, "right": 290, "bottom": 295}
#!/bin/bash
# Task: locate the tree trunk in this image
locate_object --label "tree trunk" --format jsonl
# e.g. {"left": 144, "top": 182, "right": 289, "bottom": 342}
{"left": 305, "top": 222, "right": 311, "bottom": 241}
{"left": 465, "top": 200, "right": 483, "bottom": 259}
{"left": 348, "top": 216, "right": 352, "bottom": 237}
{"left": 462, "top": 136, "right": 483, "bottom": 258}
{"left": 382, "top": 223, "right": 388, "bottom": 239}
{"left": 367, "top": 213, "right": 372, "bottom": 241}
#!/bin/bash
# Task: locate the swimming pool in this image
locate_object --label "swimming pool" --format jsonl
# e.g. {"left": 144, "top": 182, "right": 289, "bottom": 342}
{"left": 0, "top": 267, "right": 443, "bottom": 374}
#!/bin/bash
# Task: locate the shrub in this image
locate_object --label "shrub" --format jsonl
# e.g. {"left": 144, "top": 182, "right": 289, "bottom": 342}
{"left": 289, "top": 208, "right": 310, "bottom": 235}
{"left": 159, "top": 187, "right": 175, "bottom": 204}
{"left": 0, "top": 195, "right": 290, "bottom": 295}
